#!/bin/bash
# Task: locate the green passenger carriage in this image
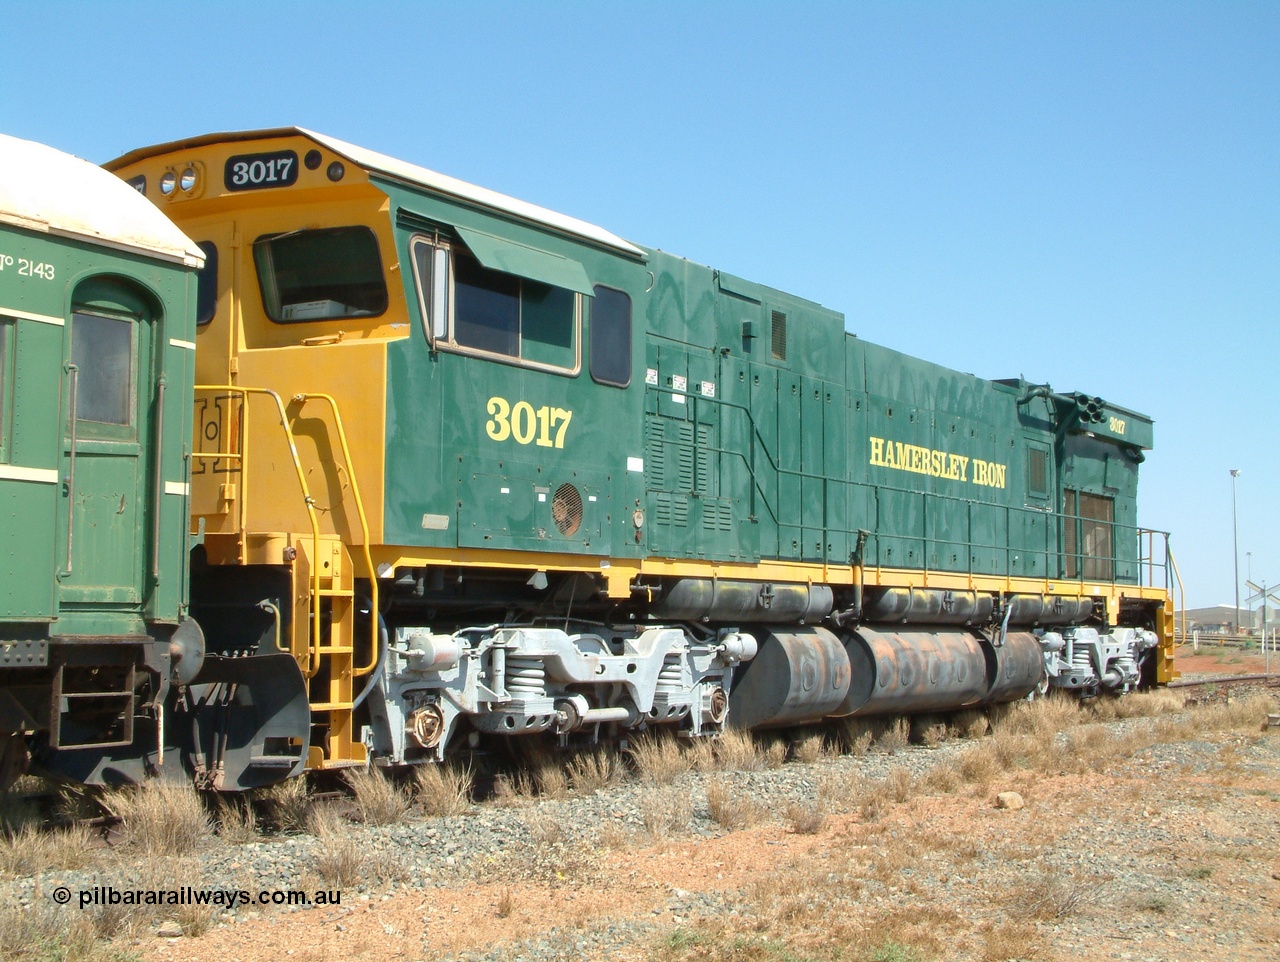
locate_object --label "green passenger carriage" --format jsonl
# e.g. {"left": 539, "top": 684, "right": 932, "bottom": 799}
{"left": 0, "top": 134, "right": 204, "bottom": 788}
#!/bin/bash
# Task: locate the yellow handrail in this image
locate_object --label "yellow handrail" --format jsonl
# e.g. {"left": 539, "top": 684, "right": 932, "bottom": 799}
{"left": 1168, "top": 545, "right": 1186, "bottom": 646}
{"left": 290, "top": 392, "right": 381, "bottom": 676}
{"left": 193, "top": 384, "right": 326, "bottom": 677}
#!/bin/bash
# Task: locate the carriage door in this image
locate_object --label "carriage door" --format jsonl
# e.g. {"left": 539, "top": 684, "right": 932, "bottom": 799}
{"left": 58, "top": 289, "right": 154, "bottom": 608}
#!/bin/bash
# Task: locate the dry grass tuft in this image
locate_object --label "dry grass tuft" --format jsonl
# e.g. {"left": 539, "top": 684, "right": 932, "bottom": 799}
{"left": 1088, "top": 687, "right": 1186, "bottom": 721}
{"left": 1062, "top": 725, "right": 1120, "bottom": 772}
{"left": 0, "top": 902, "right": 103, "bottom": 962}
{"left": 918, "top": 759, "right": 962, "bottom": 795}
{"left": 56, "top": 784, "right": 103, "bottom": 823}
{"left": 855, "top": 765, "right": 917, "bottom": 822}
{"left": 0, "top": 822, "right": 96, "bottom": 878}
{"left": 0, "top": 791, "right": 41, "bottom": 835}
{"left": 784, "top": 799, "right": 826, "bottom": 834}
{"left": 529, "top": 757, "right": 570, "bottom": 798}
{"left": 815, "top": 769, "right": 860, "bottom": 813}
{"left": 702, "top": 728, "right": 766, "bottom": 772}
{"left": 884, "top": 765, "right": 915, "bottom": 803}
{"left": 257, "top": 775, "right": 313, "bottom": 832}
{"left": 100, "top": 779, "right": 210, "bottom": 856}
{"left": 994, "top": 694, "right": 1080, "bottom": 736}
{"left": 761, "top": 737, "right": 787, "bottom": 769}
{"left": 414, "top": 762, "right": 473, "bottom": 816}
{"left": 875, "top": 718, "right": 910, "bottom": 754}
{"left": 568, "top": 748, "right": 624, "bottom": 794}
{"left": 347, "top": 767, "right": 412, "bottom": 825}
{"left": 836, "top": 717, "right": 880, "bottom": 756}
{"left": 640, "top": 785, "right": 692, "bottom": 838}
{"left": 1194, "top": 693, "right": 1276, "bottom": 732}
{"left": 496, "top": 887, "right": 516, "bottom": 919}
{"left": 951, "top": 709, "right": 990, "bottom": 739}
{"left": 705, "top": 777, "right": 764, "bottom": 830}
{"left": 911, "top": 718, "right": 949, "bottom": 748}
{"left": 1017, "top": 870, "right": 1094, "bottom": 920}
{"left": 628, "top": 732, "right": 692, "bottom": 784}
{"left": 307, "top": 804, "right": 365, "bottom": 886}
{"left": 791, "top": 731, "right": 830, "bottom": 764}
{"left": 215, "top": 796, "right": 259, "bottom": 844}
{"left": 956, "top": 742, "right": 1002, "bottom": 789}
{"left": 980, "top": 919, "right": 1045, "bottom": 961}
{"left": 524, "top": 807, "right": 567, "bottom": 845}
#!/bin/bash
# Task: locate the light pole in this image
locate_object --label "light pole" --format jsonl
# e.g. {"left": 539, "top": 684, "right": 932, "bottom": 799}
{"left": 1231, "top": 469, "right": 1241, "bottom": 634}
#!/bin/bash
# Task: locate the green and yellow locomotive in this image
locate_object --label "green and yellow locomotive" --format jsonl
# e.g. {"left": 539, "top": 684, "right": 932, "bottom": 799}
{"left": 0, "top": 135, "right": 205, "bottom": 788}
{"left": 10, "top": 127, "right": 1178, "bottom": 790}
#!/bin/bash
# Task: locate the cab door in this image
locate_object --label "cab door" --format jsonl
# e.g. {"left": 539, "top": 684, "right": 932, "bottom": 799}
{"left": 58, "top": 299, "right": 154, "bottom": 609}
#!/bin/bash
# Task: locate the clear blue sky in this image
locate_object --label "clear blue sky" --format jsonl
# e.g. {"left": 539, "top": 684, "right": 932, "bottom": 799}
{"left": 5, "top": 1, "right": 1277, "bottom": 609}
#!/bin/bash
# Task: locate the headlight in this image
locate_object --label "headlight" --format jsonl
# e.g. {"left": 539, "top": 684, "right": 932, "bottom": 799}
{"left": 159, "top": 171, "right": 177, "bottom": 195}
{"left": 179, "top": 167, "right": 197, "bottom": 192}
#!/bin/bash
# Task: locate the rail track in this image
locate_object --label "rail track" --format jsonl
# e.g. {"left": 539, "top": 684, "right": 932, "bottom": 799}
{"left": 1169, "top": 673, "right": 1280, "bottom": 689}
{"left": 5, "top": 670, "right": 1276, "bottom": 837}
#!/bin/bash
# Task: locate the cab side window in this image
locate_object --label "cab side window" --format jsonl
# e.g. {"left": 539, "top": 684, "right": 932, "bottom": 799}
{"left": 410, "top": 234, "right": 580, "bottom": 375}
{"left": 589, "top": 285, "right": 631, "bottom": 387}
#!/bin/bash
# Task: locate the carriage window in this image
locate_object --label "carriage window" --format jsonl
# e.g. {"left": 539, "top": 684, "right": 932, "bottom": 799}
{"left": 196, "top": 241, "right": 218, "bottom": 326}
{"left": 72, "top": 312, "right": 133, "bottom": 426}
{"left": 254, "top": 226, "right": 388, "bottom": 323}
{"left": 589, "top": 285, "right": 631, "bottom": 387}
{"left": 450, "top": 245, "right": 578, "bottom": 372}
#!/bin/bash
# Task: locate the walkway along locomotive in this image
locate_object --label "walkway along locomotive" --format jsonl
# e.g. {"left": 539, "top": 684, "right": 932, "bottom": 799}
{"left": 1, "top": 129, "right": 1178, "bottom": 791}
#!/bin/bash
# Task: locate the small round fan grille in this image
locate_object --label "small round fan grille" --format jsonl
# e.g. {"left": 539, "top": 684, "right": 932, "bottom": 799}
{"left": 551, "top": 483, "right": 583, "bottom": 536}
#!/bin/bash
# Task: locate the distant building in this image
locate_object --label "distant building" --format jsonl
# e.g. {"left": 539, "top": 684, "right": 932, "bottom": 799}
{"left": 1177, "top": 604, "right": 1280, "bottom": 634}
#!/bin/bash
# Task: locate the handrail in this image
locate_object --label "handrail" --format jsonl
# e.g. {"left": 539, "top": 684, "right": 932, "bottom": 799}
{"left": 1168, "top": 545, "right": 1186, "bottom": 642}
{"left": 193, "top": 384, "right": 325, "bottom": 677}
{"left": 60, "top": 364, "right": 79, "bottom": 580}
{"left": 290, "top": 392, "right": 380, "bottom": 677}
{"left": 151, "top": 377, "right": 166, "bottom": 582}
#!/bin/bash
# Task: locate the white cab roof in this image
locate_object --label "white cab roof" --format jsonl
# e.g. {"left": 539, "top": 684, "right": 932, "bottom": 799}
{"left": 108, "top": 127, "right": 645, "bottom": 259}
{"left": 0, "top": 133, "right": 204, "bottom": 267}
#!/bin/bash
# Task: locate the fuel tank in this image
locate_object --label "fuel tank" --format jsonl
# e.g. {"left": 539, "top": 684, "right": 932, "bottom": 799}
{"left": 983, "top": 630, "right": 1046, "bottom": 702}
{"left": 838, "top": 627, "right": 989, "bottom": 716}
{"left": 728, "top": 627, "right": 850, "bottom": 729}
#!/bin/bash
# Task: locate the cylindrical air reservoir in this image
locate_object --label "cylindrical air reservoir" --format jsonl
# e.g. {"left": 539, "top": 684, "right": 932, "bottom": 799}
{"left": 838, "top": 626, "right": 989, "bottom": 716}
{"left": 727, "top": 626, "right": 850, "bottom": 729}
{"left": 1003, "top": 594, "right": 1093, "bottom": 626}
{"left": 648, "top": 579, "right": 833, "bottom": 624}
{"left": 860, "top": 588, "right": 995, "bottom": 626}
